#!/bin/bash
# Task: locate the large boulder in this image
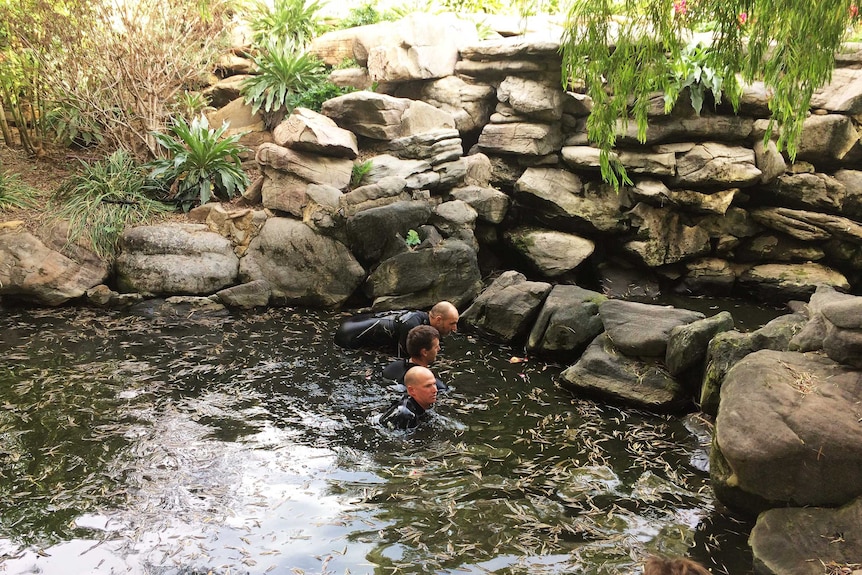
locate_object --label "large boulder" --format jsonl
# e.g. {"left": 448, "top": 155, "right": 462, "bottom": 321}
{"left": 503, "top": 227, "right": 595, "bottom": 278}
{"left": 0, "top": 224, "right": 109, "bottom": 305}
{"left": 738, "top": 262, "right": 850, "bottom": 302}
{"left": 670, "top": 142, "right": 761, "bottom": 189}
{"left": 239, "top": 217, "right": 365, "bottom": 308}
{"left": 749, "top": 497, "right": 862, "bottom": 575}
{"left": 599, "top": 299, "right": 705, "bottom": 357}
{"left": 514, "top": 168, "right": 626, "bottom": 234}
{"left": 460, "top": 270, "right": 552, "bottom": 343}
{"left": 321, "top": 92, "right": 456, "bottom": 141}
{"left": 665, "top": 311, "right": 735, "bottom": 377}
{"left": 392, "top": 75, "right": 496, "bottom": 133}
{"left": 476, "top": 122, "right": 562, "bottom": 156}
{"left": 449, "top": 185, "right": 510, "bottom": 224}
{"left": 272, "top": 107, "right": 358, "bottom": 159}
{"left": 623, "top": 203, "right": 712, "bottom": 267}
{"left": 711, "top": 350, "right": 862, "bottom": 513}
{"left": 364, "top": 238, "right": 482, "bottom": 310}
{"left": 789, "top": 285, "right": 858, "bottom": 352}
{"left": 559, "top": 334, "right": 690, "bottom": 412}
{"left": 346, "top": 200, "right": 432, "bottom": 265}
{"left": 821, "top": 296, "right": 862, "bottom": 368}
{"left": 526, "top": 284, "right": 606, "bottom": 356}
{"left": 116, "top": 224, "right": 238, "bottom": 296}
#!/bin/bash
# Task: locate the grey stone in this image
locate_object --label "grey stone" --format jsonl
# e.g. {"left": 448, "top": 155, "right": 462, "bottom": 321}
{"left": 460, "top": 270, "right": 552, "bottom": 342}
{"left": 504, "top": 227, "right": 595, "bottom": 278}
{"left": 527, "top": 284, "right": 606, "bottom": 355}
{"left": 599, "top": 299, "right": 705, "bottom": 358}
{"left": 665, "top": 311, "right": 735, "bottom": 376}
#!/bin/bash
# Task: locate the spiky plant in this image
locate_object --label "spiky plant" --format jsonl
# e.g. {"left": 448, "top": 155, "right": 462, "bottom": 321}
{"left": 149, "top": 115, "right": 250, "bottom": 212}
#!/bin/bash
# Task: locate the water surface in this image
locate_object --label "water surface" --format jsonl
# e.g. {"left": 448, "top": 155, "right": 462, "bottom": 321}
{"left": 0, "top": 306, "right": 754, "bottom": 574}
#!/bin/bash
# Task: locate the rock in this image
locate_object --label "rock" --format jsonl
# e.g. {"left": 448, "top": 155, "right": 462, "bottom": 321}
{"left": 670, "top": 142, "right": 761, "bottom": 188}
{"left": 449, "top": 185, "right": 510, "bottom": 224}
{"left": 328, "top": 67, "right": 373, "bottom": 91}
{"left": 116, "top": 224, "right": 238, "bottom": 296}
{"left": 599, "top": 299, "right": 705, "bottom": 357}
{"left": 85, "top": 284, "right": 143, "bottom": 309}
{"left": 346, "top": 200, "right": 432, "bottom": 264}
{"left": 239, "top": 217, "right": 364, "bottom": 308}
{"left": 753, "top": 139, "right": 787, "bottom": 184}
{"left": 736, "top": 234, "right": 825, "bottom": 263}
{"left": 0, "top": 227, "right": 109, "bottom": 306}
{"left": 339, "top": 176, "right": 409, "bottom": 216}
{"left": 738, "top": 262, "right": 850, "bottom": 302}
{"left": 206, "top": 97, "right": 272, "bottom": 158}
{"left": 832, "top": 168, "right": 862, "bottom": 220}
{"left": 430, "top": 199, "right": 478, "bottom": 250}
{"left": 699, "top": 330, "right": 757, "bottom": 416}
{"left": 617, "top": 113, "right": 754, "bottom": 146}
{"left": 623, "top": 203, "right": 712, "bottom": 267}
{"left": 597, "top": 260, "right": 661, "bottom": 299}
{"left": 559, "top": 334, "right": 690, "bottom": 412}
{"left": 527, "top": 284, "right": 606, "bottom": 356}
{"left": 561, "top": 146, "right": 676, "bottom": 176}
{"left": 272, "top": 107, "right": 358, "bottom": 159}
{"left": 256, "top": 143, "right": 354, "bottom": 216}
{"left": 460, "top": 270, "right": 552, "bottom": 342}
{"left": 821, "top": 296, "right": 862, "bottom": 368}
{"left": 462, "top": 153, "right": 493, "bottom": 188}
{"left": 503, "top": 227, "right": 595, "bottom": 278}
{"left": 765, "top": 172, "right": 845, "bottom": 214}
{"left": 365, "top": 13, "right": 478, "bottom": 83}
{"left": 477, "top": 121, "right": 562, "bottom": 156}
{"left": 386, "top": 129, "right": 462, "bottom": 166}
{"left": 790, "top": 285, "right": 858, "bottom": 352}
{"left": 128, "top": 296, "right": 228, "bottom": 319}
{"left": 514, "top": 168, "right": 626, "bottom": 234}
{"left": 811, "top": 66, "right": 862, "bottom": 113}
{"left": 364, "top": 238, "right": 483, "bottom": 310}
{"left": 677, "top": 257, "right": 739, "bottom": 296}
{"left": 361, "top": 154, "right": 433, "bottom": 189}
{"left": 750, "top": 497, "right": 862, "bottom": 575}
{"left": 711, "top": 349, "right": 862, "bottom": 512}
{"left": 497, "top": 76, "right": 564, "bottom": 121}
{"left": 392, "top": 75, "right": 495, "bottom": 133}
{"left": 202, "top": 74, "right": 250, "bottom": 109}
{"left": 215, "top": 279, "right": 271, "bottom": 309}
{"left": 622, "top": 179, "right": 737, "bottom": 216}
{"left": 752, "top": 207, "right": 862, "bottom": 245}
{"left": 796, "top": 113, "right": 860, "bottom": 165}
{"left": 665, "top": 311, "right": 735, "bottom": 377}
{"left": 321, "top": 91, "right": 455, "bottom": 140}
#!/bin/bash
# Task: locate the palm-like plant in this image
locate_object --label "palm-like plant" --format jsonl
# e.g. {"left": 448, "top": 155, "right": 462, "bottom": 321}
{"left": 240, "top": 38, "right": 325, "bottom": 129}
{"left": 149, "top": 115, "right": 250, "bottom": 212}
{"left": 247, "top": 0, "right": 323, "bottom": 47}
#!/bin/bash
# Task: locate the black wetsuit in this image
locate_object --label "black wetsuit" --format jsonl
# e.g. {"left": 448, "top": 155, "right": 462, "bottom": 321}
{"left": 334, "top": 310, "right": 429, "bottom": 357}
{"left": 380, "top": 395, "right": 427, "bottom": 430}
{"left": 381, "top": 359, "right": 448, "bottom": 391}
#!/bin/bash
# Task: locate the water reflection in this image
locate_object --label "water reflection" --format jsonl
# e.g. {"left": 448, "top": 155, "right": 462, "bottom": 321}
{"left": 0, "top": 306, "right": 753, "bottom": 574}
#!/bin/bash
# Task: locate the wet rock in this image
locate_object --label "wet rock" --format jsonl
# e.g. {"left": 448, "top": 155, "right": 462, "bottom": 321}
{"left": 526, "top": 284, "right": 606, "bottom": 356}
{"left": 365, "top": 238, "right": 482, "bottom": 310}
{"left": 239, "top": 217, "right": 364, "bottom": 308}
{"left": 750, "top": 497, "right": 862, "bottom": 575}
{"left": 0, "top": 226, "right": 108, "bottom": 306}
{"left": 599, "top": 299, "right": 705, "bottom": 358}
{"left": 215, "top": 279, "right": 271, "bottom": 309}
{"left": 712, "top": 349, "right": 862, "bottom": 513}
{"left": 116, "top": 224, "right": 238, "bottom": 296}
{"left": 346, "top": 200, "right": 432, "bottom": 265}
{"left": 559, "top": 334, "right": 690, "bottom": 412}
{"left": 461, "top": 270, "right": 552, "bottom": 343}
{"left": 665, "top": 311, "right": 735, "bottom": 377}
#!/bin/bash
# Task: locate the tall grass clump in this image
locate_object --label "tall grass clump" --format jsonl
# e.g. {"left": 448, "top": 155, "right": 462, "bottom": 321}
{"left": 51, "top": 150, "right": 171, "bottom": 260}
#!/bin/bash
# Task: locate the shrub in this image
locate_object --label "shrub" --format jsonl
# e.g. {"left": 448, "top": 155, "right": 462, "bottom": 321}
{"left": 51, "top": 150, "right": 171, "bottom": 259}
{"left": 246, "top": 0, "right": 324, "bottom": 47}
{"left": 240, "top": 39, "right": 326, "bottom": 129}
{"left": 286, "top": 81, "right": 355, "bottom": 113}
{"left": 337, "top": 2, "right": 400, "bottom": 28}
{"left": 149, "top": 115, "right": 250, "bottom": 212}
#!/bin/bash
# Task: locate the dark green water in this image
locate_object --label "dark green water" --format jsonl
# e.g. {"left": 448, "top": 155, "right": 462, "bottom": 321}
{"left": 0, "top": 306, "right": 754, "bottom": 575}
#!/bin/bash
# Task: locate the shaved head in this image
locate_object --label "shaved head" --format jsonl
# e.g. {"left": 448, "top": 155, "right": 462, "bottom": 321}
{"left": 429, "top": 301, "right": 459, "bottom": 337}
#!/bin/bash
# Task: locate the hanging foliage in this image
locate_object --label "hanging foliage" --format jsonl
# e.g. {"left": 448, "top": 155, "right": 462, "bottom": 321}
{"left": 560, "top": 0, "right": 858, "bottom": 188}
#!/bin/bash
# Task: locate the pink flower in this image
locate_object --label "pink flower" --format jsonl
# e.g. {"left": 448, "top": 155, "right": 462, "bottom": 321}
{"left": 737, "top": 11, "right": 748, "bottom": 25}
{"left": 673, "top": 0, "right": 687, "bottom": 16}
{"left": 851, "top": 4, "right": 859, "bottom": 18}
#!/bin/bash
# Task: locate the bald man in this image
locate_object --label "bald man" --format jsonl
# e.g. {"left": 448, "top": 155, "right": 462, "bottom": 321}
{"left": 379, "top": 366, "right": 438, "bottom": 430}
{"left": 334, "top": 301, "right": 459, "bottom": 357}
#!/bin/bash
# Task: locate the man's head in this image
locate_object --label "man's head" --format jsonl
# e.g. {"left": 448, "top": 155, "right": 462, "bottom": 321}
{"left": 429, "top": 301, "right": 459, "bottom": 337}
{"left": 406, "top": 325, "right": 440, "bottom": 366}
{"left": 404, "top": 365, "right": 438, "bottom": 410}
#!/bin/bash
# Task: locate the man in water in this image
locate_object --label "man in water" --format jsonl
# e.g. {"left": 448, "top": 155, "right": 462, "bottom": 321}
{"left": 379, "top": 365, "right": 439, "bottom": 430}
{"left": 381, "top": 325, "right": 448, "bottom": 391}
{"left": 334, "top": 300, "right": 459, "bottom": 357}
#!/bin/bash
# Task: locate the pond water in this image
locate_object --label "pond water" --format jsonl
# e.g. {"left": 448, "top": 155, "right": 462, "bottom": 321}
{"left": 0, "top": 305, "right": 757, "bottom": 575}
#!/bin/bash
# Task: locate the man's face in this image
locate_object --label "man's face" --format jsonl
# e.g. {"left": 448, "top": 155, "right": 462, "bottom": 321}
{"left": 421, "top": 338, "right": 440, "bottom": 364}
{"left": 408, "top": 370, "right": 438, "bottom": 409}
{"left": 432, "top": 311, "right": 459, "bottom": 337}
